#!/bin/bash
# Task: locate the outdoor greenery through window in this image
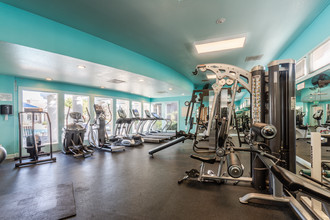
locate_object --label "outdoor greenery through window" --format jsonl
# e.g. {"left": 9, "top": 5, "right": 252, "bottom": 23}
{"left": 165, "top": 102, "right": 178, "bottom": 131}
{"left": 151, "top": 103, "right": 163, "bottom": 131}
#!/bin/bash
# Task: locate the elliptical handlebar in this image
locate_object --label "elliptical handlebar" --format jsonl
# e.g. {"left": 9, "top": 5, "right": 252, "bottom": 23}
{"left": 65, "top": 106, "right": 90, "bottom": 128}
{"left": 106, "top": 104, "right": 112, "bottom": 126}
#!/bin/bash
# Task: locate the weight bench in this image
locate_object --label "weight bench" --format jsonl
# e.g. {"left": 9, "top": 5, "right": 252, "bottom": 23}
{"left": 271, "top": 165, "right": 330, "bottom": 204}
{"left": 240, "top": 154, "right": 330, "bottom": 220}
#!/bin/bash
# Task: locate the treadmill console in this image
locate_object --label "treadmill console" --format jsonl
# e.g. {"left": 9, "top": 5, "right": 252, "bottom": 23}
{"left": 145, "top": 110, "right": 151, "bottom": 118}
{"left": 151, "top": 112, "right": 161, "bottom": 119}
{"left": 132, "top": 109, "right": 140, "bottom": 117}
{"left": 117, "top": 108, "right": 127, "bottom": 119}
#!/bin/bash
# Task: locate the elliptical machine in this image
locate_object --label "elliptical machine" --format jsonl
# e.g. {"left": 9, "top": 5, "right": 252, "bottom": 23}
{"left": 313, "top": 109, "right": 329, "bottom": 133}
{"left": 313, "top": 109, "right": 330, "bottom": 146}
{"left": 62, "top": 107, "right": 94, "bottom": 158}
{"left": 88, "top": 104, "right": 125, "bottom": 152}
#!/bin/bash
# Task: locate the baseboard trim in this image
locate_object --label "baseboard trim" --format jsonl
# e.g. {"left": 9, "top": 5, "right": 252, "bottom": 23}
{"left": 6, "top": 153, "right": 18, "bottom": 160}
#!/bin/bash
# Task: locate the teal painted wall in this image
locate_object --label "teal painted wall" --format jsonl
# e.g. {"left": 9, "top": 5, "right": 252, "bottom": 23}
{"left": 0, "top": 3, "right": 194, "bottom": 93}
{"left": 278, "top": 4, "right": 330, "bottom": 60}
{"left": 0, "top": 73, "right": 150, "bottom": 156}
{"left": 0, "top": 75, "right": 17, "bottom": 155}
{"left": 277, "top": 5, "right": 330, "bottom": 125}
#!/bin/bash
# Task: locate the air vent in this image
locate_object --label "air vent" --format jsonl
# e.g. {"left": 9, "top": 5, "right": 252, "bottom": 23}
{"left": 107, "top": 79, "right": 126, "bottom": 84}
{"left": 157, "top": 91, "right": 168, "bottom": 94}
{"left": 245, "top": 54, "right": 263, "bottom": 62}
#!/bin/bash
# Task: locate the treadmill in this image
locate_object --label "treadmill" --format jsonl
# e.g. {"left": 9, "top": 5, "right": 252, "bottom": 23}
{"left": 144, "top": 110, "right": 175, "bottom": 138}
{"left": 149, "top": 112, "right": 176, "bottom": 138}
{"left": 131, "top": 109, "right": 169, "bottom": 143}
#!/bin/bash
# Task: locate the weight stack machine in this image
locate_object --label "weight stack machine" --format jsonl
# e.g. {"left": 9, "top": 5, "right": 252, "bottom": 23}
{"left": 250, "top": 59, "right": 296, "bottom": 189}
{"left": 250, "top": 65, "right": 267, "bottom": 189}
{"left": 268, "top": 59, "right": 296, "bottom": 173}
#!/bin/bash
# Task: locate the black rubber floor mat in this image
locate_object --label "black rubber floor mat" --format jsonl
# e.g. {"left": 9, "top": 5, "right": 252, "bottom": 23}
{"left": 0, "top": 183, "right": 76, "bottom": 220}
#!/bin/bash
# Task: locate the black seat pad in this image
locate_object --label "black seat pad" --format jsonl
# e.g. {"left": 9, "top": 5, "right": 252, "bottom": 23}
{"left": 298, "top": 125, "right": 308, "bottom": 130}
{"left": 271, "top": 165, "right": 330, "bottom": 203}
{"left": 190, "top": 154, "right": 216, "bottom": 164}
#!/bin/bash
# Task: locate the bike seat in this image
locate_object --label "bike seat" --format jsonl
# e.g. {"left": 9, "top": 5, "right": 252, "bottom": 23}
{"left": 190, "top": 154, "right": 216, "bottom": 164}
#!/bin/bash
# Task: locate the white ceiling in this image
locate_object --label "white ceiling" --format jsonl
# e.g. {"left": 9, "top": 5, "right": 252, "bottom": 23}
{"left": 0, "top": 41, "right": 190, "bottom": 98}
{"left": 1, "top": 0, "right": 328, "bottom": 85}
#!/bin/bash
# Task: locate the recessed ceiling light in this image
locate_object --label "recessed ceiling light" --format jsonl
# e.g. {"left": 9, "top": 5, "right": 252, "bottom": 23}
{"left": 77, "top": 65, "right": 86, "bottom": 69}
{"left": 195, "top": 36, "right": 246, "bottom": 54}
{"left": 206, "top": 74, "right": 217, "bottom": 79}
{"left": 139, "top": 79, "right": 144, "bottom": 82}
{"left": 168, "top": 88, "right": 173, "bottom": 91}
{"left": 107, "top": 79, "right": 125, "bottom": 84}
{"left": 100, "top": 86, "right": 105, "bottom": 89}
{"left": 182, "top": 93, "right": 185, "bottom": 95}
{"left": 45, "top": 77, "right": 52, "bottom": 81}
{"left": 216, "top": 18, "right": 226, "bottom": 24}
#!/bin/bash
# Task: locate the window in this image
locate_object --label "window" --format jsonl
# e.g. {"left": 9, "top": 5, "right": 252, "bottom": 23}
{"left": 64, "top": 94, "right": 90, "bottom": 137}
{"left": 22, "top": 90, "right": 58, "bottom": 143}
{"left": 296, "top": 57, "right": 307, "bottom": 79}
{"left": 131, "top": 101, "right": 142, "bottom": 133}
{"left": 94, "top": 97, "right": 113, "bottom": 135}
{"left": 151, "top": 103, "right": 163, "bottom": 130}
{"left": 310, "top": 39, "right": 330, "bottom": 72}
{"left": 165, "top": 102, "right": 178, "bottom": 131}
{"left": 116, "top": 99, "right": 130, "bottom": 119}
{"left": 151, "top": 103, "right": 162, "bottom": 116}
{"left": 143, "top": 102, "right": 150, "bottom": 118}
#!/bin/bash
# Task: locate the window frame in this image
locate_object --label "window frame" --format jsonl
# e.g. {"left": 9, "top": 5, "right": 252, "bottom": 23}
{"left": 309, "top": 38, "right": 330, "bottom": 73}
{"left": 20, "top": 88, "right": 59, "bottom": 144}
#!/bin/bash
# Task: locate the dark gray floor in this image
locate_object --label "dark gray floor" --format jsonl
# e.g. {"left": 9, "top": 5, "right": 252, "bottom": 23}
{"left": 0, "top": 140, "right": 297, "bottom": 220}
{"left": 296, "top": 138, "right": 330, "bottom": 162}
{"left": 0, "top": 183, "right": 76, "bottom": 219}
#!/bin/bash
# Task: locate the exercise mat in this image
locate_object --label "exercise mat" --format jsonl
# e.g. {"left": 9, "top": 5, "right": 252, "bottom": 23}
{"left": 0, "top": 183, "right": 76, "bottom": 220}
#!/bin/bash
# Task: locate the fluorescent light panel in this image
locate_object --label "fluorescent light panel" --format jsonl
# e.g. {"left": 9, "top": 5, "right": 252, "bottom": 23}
{"left": 195, "top": 37, "right": 246, "bottom": 54}
{"left": 206, "top": 74, "right": 217, "bottom": 79}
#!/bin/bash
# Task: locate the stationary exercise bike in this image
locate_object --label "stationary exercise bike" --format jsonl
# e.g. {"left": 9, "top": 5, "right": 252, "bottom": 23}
{"left": 296, "top": 110, "right": 309, "bottom": 139}
{"left": 15, "top": 108, "right": 56, "bottom": 167}
{"left": 88, "top": 104, "right": 125, "bottom": 152}
{"left": 313, "top": 109, "right": 330, "bottom": 146}
{"left": 62, "top": 108, "right": 94, "bottom": 158}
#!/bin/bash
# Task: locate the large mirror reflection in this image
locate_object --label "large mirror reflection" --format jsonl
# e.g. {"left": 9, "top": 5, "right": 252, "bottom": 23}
{"left": 296, "top": 71, "right": 330, "bottom": 163}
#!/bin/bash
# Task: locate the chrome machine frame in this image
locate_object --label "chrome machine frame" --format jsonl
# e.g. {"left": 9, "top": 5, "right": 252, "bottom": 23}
{"left": 178, "top": 63, "right": 254, "bottom": 184}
